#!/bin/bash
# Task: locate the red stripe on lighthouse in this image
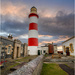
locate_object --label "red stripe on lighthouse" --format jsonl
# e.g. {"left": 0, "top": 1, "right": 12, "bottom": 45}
{"left": 29, "top": 13, "right": 39, "bottom": 18}
{"left": 29, "top": 23, "right": 38, "bottom": 30}
{"left": 28, "top": 38, "right": 38, "bottom": 46}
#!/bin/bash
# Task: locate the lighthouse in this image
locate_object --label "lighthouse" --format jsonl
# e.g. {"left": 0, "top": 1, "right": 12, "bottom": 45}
{"left": 28, "top": 6, "right": 39, "bottom": 55}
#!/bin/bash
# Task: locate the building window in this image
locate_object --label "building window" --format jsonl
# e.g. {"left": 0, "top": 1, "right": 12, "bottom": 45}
{"left": 12, "top": 48, "right": 13, "bottom": 50}
{"left": 2, "top": 47, "right": 7, "bottom": 50}
{"left": 8, "top": 46, "right": 11, "bottom": 54}
{"left": 43, "top": 50, "right": 46, "bottom": 53}
{"left": 63, "top": 46, "right": 65, "bottom": 52}
{"left": 3, "top": 53, "right": 5, "bottom": 56}
{"left": 70, "top": 44, "right": 74, "bottom": 52}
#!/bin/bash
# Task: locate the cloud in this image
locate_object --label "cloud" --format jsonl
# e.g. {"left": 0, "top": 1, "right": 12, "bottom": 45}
{"left": 39, "top": 35, "right": 69, "bottom": 46}
{"left": 0, "top": 32, "right": 9, "bottom": 36}
{"left": 0, "top": 1, "right": 74, "bottom": 46}
{"left": 1, "top": 1, "right": 30, "bottom": 27}
{"left": 1, "top": 2, "right": 29, "bottom": 18}
{"left": 57, "top": 45, "right": 62, "bottom": 51}
{"left": 38, "top": 9, "right": 56, "bottom": 18}
{"left": 13, "top": 34, "right": 28, "bottom": 39}
{"left": 13, "top": 34, "right": 69, "bottom": 46}
{"left": 39, "top": 11, "right": 74, "bottom": 36}
{"left": 14, "top": 34, "right": 53, "bottom": 40}
{"left": 1, "top": 18, "right": 29, "bottom": 36}
{"left": 38, "top": 34, "right": 53, "bottom": 39}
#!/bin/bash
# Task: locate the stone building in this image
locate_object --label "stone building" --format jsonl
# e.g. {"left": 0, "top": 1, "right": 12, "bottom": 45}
{"left": 46, "top": 43, "right": 57, "bottom": 54}
{"left": 37, "top": 43, "right": 58, "bottom": 55}
{"left": 62, "top": 36, "right": 75, "bottom": 56}
{"left": 0, "top": 35, "right": 28, "bottom": 59}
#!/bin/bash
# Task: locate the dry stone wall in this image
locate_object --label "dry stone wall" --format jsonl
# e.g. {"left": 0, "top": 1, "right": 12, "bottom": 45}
{"left": 8, "top": 55, "right": 44, "bottom": 75}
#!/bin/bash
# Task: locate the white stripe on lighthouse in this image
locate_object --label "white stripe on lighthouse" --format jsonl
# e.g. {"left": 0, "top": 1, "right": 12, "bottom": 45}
{"left": 28, "top": 30, "right": 38, "bottom": 38}
{"left": 28, "top": 46, "right": 38, "bottom": 55}
{"left": 29, "top": 16, "right": 38, "bottom": 23}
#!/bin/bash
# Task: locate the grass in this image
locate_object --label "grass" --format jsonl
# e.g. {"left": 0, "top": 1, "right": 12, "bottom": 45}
{"left": 1, "top": 55, "right": 38, "bottom": 75}
{"left": 1, "top": 62, "right": 20, "bottom": 75}
{"left": 15, "top": 55, "right": 38, "bottom": 62}
{"left": 44, "top": 54, "right": 49, "bottom": 57}
{"left": 41, "top": 63, "right": 68, "bottom": 75}
{"left": 5, "top": 63, "right": 20, "bottom": 71}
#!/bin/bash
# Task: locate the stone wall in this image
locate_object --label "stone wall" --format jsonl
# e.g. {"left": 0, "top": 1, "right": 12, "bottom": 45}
{"left": 23, "top": 43, "right": 28, "bottom": 57}
{"left": 13, "top": 39, "right": 22, "bottom": 59}
{"left": 0, "top": 36, "right": 28, "bottom": 59}
{"left": 0, "top": 36, "right": 14, "bottom": 46}
{"left": 8, "top": 55, "right": 44, "bottom": 75}
{"left": 62, "top": 37, "right": 75, "bottom": 56}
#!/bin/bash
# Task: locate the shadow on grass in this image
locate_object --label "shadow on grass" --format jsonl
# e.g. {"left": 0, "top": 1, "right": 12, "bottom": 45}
{"left": 41, "top": 63, "right": 68, "bottom": 75}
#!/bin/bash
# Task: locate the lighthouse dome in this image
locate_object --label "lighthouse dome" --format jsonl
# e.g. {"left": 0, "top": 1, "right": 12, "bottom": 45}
{"left": 30, "top": 6, "right": 37, "bottom": 13}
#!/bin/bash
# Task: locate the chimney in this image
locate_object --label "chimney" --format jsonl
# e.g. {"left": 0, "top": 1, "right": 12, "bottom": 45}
{"left": 8, "top": 34, "right": 13, "bottom": 39}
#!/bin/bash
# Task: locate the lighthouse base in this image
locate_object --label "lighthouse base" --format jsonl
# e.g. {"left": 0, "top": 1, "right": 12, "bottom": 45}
{"left": 28, "top": 46, "right": 38, "bottom": 55}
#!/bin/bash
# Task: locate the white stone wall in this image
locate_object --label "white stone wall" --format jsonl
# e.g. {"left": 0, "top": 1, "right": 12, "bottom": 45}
{"left": 62, "top": 37, "right": 75, "bottom": 56}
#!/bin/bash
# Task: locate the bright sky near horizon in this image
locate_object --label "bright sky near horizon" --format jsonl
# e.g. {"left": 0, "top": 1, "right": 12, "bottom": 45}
{"left": 0, "top": 0, "right": 74, "bottom": 50}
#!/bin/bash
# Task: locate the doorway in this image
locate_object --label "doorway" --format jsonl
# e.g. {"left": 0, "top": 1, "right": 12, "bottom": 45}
{"left": 66, "top": 47, "right": 70, "bottom": 56}
{"left": 16, "top": 47, "right": 19, "bottom": 58}
{"left": 38, "top": 50, "right": 40, "bottom": 55}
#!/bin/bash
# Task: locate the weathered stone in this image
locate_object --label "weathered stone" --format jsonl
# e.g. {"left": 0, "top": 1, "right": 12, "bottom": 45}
{"left": 23, "top": 43, "right": 28, "bottom": 57}
{"left": 8, "top": 55, "right": 44, "bottom": 75}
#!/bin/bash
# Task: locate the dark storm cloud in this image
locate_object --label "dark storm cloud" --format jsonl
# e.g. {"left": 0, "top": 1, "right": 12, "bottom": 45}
{"left": 1, "top": 11, "right": 74, "bottom": 38}
{"left": 19, "top": 39, "right": 28, "bottom": 44}
{"left": 1, "top": 14, "right": 29, "bottom": 36}
{"left": 39, "top": 11, "right": 74, "bottom": 37}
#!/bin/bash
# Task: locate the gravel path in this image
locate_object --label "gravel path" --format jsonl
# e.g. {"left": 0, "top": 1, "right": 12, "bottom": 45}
{"left": 59, "top": 64, "right": 74, "bottom": 75}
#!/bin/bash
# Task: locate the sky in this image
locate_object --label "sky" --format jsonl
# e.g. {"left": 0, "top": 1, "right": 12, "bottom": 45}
{"left": 0, "top": 0, "right": 74, "bottom": 50}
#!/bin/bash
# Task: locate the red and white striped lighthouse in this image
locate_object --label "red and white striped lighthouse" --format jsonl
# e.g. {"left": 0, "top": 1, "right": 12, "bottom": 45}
{"left": 28, "top": 6, "right": 39, "bottom": 55}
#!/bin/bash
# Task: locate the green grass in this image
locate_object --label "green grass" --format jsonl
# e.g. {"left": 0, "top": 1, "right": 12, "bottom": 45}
{"left": 44, "top": 54, "right": 49, "bottom": 57}
{"left": 15, "top": 55, "right": 38, "bottom": 62}
{"left": 41, "top": 63, "right": 68, "bottom": 75}
{"left": 1, "top": 62, "right": 20, "bottom": 73}
{"left": 6, "top": 63, "right": 20, "bottom": 70}
{"left": 1, "top": 55, "right": 38, "bottom": 75}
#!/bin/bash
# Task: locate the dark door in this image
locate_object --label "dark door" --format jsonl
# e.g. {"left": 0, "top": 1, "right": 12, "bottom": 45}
{"left": 38, "top": 50, "right": 40, "bottom": 55}
{"left": 16, "top": 47, "right": 19, "bottom": 58}
{"left": 66, "top": 47, "right": 70, "bottom": 56}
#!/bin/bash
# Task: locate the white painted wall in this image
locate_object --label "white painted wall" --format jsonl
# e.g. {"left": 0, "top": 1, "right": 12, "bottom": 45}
{"left": 42, "top": 47, "right": 48, "bottom": 54}
{"left": 62, "top": 37, "right": 75, "bottom": 56}
{"left": 38, "top": 46, "right": 48, "bottom": 54}
{"left": 54, "top": 45, "right": 58, "bottom": 54}
{"left": 28, "top": 46, "right": 38, "bottom": 55}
